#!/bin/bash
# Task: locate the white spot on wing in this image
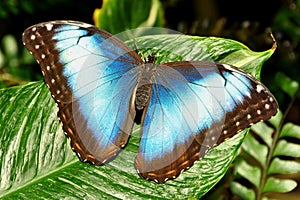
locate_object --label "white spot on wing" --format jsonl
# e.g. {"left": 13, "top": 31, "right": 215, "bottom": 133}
{"left": 265, "top": 104, "right": 270, "bottom": 109}
{"left": 32, "top": 27, "right": 37, "bottom": 32}
{"left": 30, "top": 35, "right": 36, "bottom": 40}
{"left": 256, "top": 85, "right": 264, "bottom": 93}
{"left": 41, "top": 54, "right": 45, "bottom": 59}
{"left": 257, "top": 110, "right": 261, "bottom": 115}
{"left": 35, "top": 45, "right": 40, "bottom": 49}
{"left": 80, "top": 23, "right": 93, "bottom": 28}
{"left": 45, "top": 23, "right": 54, "bottom": 31}
{"left": 247, "top": 114, "right": 251, "bottom": 119}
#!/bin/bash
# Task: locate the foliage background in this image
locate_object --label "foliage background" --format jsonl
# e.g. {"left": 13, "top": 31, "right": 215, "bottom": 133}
{"left": 0, "top": 0, "right": 299, "bottom": 199}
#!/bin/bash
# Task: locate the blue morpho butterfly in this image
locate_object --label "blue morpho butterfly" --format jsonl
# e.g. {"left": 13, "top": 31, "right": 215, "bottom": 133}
{"left": 22, "top": 21, "right": 278, "bottom": 183}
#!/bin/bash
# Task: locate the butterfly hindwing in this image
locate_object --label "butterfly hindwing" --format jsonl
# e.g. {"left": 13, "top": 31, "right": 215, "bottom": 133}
{"left": 22, "top": 21, "right": 143, "bottom": 164}
{"left": 135, "top": 61, "right": 278, "bottom": 183}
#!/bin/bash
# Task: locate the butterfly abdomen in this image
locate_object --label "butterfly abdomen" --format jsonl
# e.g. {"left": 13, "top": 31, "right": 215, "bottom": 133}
{"left": 135, "top": 84, "right": 152, "bottom": 110}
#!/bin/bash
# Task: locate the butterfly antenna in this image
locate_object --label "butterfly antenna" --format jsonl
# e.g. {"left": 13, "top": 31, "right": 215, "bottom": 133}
{"left": 132, "top": 38, "right": 148, "bottom": 62}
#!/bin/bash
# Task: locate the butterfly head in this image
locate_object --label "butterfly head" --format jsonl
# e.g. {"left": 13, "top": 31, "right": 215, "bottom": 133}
{"left": 146, "top": 55, "right": 156, "bottom": 64}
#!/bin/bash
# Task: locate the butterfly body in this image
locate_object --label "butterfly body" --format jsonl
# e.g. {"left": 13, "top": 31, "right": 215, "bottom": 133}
{"left": 23, "top": 21, "right": 278, "bottom": 183}
{"left": 134, "top": 63, "right": 156, "bottom": 110}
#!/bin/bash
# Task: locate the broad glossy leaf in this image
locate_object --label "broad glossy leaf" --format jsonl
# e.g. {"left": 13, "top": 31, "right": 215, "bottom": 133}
{"left": 128, "top": 34, "right": 275, "bottom": 79}
{"left": 0, "top": 34, "right": 275, "bottom": 199}
{"left": 0, "top": 82, "right": 76, "bottom": 197}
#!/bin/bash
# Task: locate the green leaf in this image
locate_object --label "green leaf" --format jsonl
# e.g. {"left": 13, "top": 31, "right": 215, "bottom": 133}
{"left": 0, "top": 82, "right": 76, "bottom": 198}
{"left": 94, "top": 0, "right": 164, "bottom": 35}
{"left": 263, "top": 177, "right": 297, "bottom": 193}
{"left": 241, "top": 133, "right": 268, "bottom": 166}
{"left": 268, "top": 111, "right": 282, "bottom": 129}
{"left": 129, "top": 34, "right": 275, "bottom": 79}
{"left": 234, "top": 159, "right": 261, "bottom": 187}
{"left": 0, "top": 34, "right": 37, "bottom": 87}
{"left": 280, "top": 122, "right": 300, "bottom": 138}
{"left": 273, "top": 140, "right": 300, "bottom": 157}
{"left": 0, "top": 35, "right": 275, "bottom": 199}
{"left": 275, "top": 72, "right": 299, "bottom": 97}
{"left": 0, "top": 81, "right": 247, "bottom": 199}
{"left": 268, "top": 158, "right": 300, "bottom": 174}
{"left": 251, "top": 122, "right": 274, "bottom": 148}
{"left": 2, "top": 35, "right": 18, "bottom": 59}
{"left": 230, "top": 181, "right": 256, "bottom": 200}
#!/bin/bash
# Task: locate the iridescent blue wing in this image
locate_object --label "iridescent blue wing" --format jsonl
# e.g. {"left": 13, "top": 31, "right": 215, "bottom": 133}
{"left": 22, "top": 21, "right": 142, "bottom": 164}
{"left": 135, "top": 61, "right": 278, "bottom": 183}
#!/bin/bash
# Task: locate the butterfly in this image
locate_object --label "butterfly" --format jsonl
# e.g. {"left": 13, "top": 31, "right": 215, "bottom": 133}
{"left": 22, "top": 20, "right": 278, "bottom": 183}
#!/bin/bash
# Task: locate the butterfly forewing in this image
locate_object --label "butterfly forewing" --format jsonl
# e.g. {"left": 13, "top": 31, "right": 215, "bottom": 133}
{"left": 22, "top": 21, "right": 142, "bottom": 164}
